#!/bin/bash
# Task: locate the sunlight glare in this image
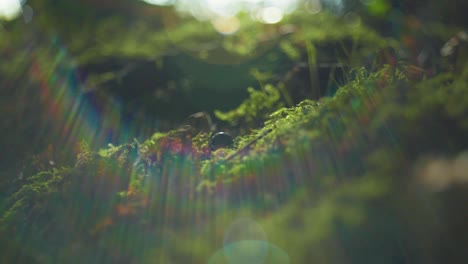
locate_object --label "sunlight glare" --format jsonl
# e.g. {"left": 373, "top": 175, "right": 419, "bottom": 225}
{"left": 0, "top": 0, "right": 22, "bottom": 20}
{"left": 144, "top": 0, "right": 299, "bottom": 23}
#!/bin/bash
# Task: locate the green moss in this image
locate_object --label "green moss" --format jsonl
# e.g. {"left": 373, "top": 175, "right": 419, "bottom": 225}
{"left": 2, "top": 62, "right": 468, "bottom": 262}
{"left": 2, "top": 2, "right": 468, "bottom": 261}
{"left": 0, "top": 168, "right": 71, "bottom": 233}
{"left": 215, "top": 84, "right": 284, "bottom": 131}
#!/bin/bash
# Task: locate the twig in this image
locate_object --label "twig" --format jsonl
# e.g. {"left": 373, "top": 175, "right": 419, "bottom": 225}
{"left": 225, "top": 128, "right": 273, "bottom": 161}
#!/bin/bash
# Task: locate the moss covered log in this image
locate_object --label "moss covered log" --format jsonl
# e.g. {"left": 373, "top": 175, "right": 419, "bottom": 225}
{"left": 1, "top": 63, "right": 467, "bottom": 263}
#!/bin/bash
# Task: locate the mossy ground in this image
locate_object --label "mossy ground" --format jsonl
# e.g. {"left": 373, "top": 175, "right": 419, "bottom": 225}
{"left": 1, "top": 2, "right": 468, "bottom": 263}
{"left": 1, "top": 63, "right": 468, "bottom": 263}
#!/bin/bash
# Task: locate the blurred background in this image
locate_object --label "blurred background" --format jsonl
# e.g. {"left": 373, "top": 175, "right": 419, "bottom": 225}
{"left": 1, "top": 0, "right": 465, "bottom": 166}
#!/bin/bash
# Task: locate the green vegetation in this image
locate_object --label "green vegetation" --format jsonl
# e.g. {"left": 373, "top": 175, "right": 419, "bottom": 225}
{"left": 215, "top": 85, "right": 284, "bottom": 131}
{"left": 2, "top": 63, "right": 468, "bottom": 262}
{"left": 1, "top": 0, "right": 468, "bottom": 263}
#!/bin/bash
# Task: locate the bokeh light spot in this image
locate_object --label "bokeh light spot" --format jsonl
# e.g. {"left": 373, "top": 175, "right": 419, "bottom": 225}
{"left": 212, "top": 16, "right": 240, "bottom": 35}
{"left": 142, "top": 0, "right": 175, "bottom": 6}
{"left": 223, "top": 218, "right": 267, "bottom": 246}
{"left": 170, "top": 0, "right": 298, "bottom": 21}
{"left": 260, "top": 7, "right": 284, "bottom": 24}
{"left": 222, "top": 219, "right": 268, "bottom": 262}
{"left": 344, "top": 12, "right": 361, "bottom": 27}
{"left": 208, "top": 241, "right": 290, "bottom": 264}
{"left": 22, "top": 5, "right": 33, "bottom": 23}
{"left": 0, "top": 0, "right": 22, "bottom": 20}
{"left": 223, "top": 240, "right": 270, "bottom": 264}
{"left": 305, "top": 0, "right": 322, "bottom": 14}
